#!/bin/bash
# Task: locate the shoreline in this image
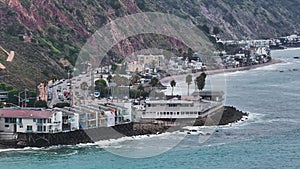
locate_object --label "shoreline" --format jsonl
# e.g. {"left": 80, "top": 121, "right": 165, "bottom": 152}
{"left": 0, "top": 106, "right": 247, "bottom": 149}
{"left": 160, "top": 59, "right": 283, "bottom": 83}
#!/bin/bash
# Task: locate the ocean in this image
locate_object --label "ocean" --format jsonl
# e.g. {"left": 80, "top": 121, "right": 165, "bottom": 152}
{"left": 0, "top": 48, "right": 300, "bottom": 169}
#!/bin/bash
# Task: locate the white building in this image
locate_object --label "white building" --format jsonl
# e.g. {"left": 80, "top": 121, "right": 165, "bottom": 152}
{"left": 143, "top": 99, "right": 203, "bottom": 119}
{"left": 0, "top": 109, "right": 79, "bottom": 134}
{"left": 137, "top": 54, "right": 164, "bottom": 67}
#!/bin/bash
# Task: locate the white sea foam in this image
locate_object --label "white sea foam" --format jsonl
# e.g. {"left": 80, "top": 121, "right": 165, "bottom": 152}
{"left": 218, "top": 112, "right": 264, "bottom": 130}
{"left": 0, "top": 148, "right": 21, "bottom": 153}
{"left": 222, "top": 70, "right": 247, "bottom": 77}
{"left": 85, "top": 131, "right": 182, "bottom": 148}
{"left": 0, "top": 146, "right": 45, "bottom": 153}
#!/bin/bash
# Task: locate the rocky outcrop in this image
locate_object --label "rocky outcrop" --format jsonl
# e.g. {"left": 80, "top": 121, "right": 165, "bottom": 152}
{"left": 193, "top": 106, "right": 248, "bottom": 126}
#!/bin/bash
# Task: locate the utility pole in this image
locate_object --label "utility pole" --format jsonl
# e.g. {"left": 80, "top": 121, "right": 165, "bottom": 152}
{"left": 18, "top": 92, "right": 21, "bottom": 107}
{"left": 91, "top": 68, "right": 94, "bottom": 100}
{"left": 24, "top": 88, "right": 27, "bottom": 107}
{"left": 16, "top": 88, "right": 28, "bottom": 107}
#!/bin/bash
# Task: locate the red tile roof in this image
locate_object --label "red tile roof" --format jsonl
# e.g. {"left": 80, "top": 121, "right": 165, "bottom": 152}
{"left": 0, "top": 109, "right": 54, "bottom": 119}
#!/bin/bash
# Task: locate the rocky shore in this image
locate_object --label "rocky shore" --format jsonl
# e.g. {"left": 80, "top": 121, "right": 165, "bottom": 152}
{"left": 0, "top": 106, "right": 247, "bottom": 148}
{"left": 193, "top": 106, "right": 248, "bottom": 126}
{"left": 130, "top": 106, "right": 248, "bottom": 134}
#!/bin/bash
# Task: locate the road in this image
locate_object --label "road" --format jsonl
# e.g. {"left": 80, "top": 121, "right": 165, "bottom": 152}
{"left": 47, "top": 71, "right": 104, "bottom": 108}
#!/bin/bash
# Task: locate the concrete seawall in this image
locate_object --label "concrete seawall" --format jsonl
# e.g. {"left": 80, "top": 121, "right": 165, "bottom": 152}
{"left": 0, "top": 106, "right": 247, "bottom": 148}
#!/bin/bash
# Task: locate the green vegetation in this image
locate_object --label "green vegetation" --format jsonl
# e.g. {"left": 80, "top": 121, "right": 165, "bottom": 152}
{"left": 1, "top": 0, "right": 300, "bottom": 90}
{"left": 95, "top": 78, "right": 109, "bottom": 98}
{"left": 186, "top": 74, "right": 192, "bottom": 96}
{"left": 150, "top": 77, "right": 159, "bottom": 88}
{"left": 34, "top": 100, "right": 48, "bottom": 108}
{"left": 53, "top": 102, "right": 70, "bottom": 108}
{"left": 80, "top": 82, "right": 89, "bottom": 91}
{"left": 195, "top": 72, "right": 207, "bottom": 91}
{"left": 170, "top": 80, "right": 176, "bottom": 96}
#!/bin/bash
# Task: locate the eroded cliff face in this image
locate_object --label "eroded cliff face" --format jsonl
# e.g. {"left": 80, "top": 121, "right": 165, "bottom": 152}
{"left": 0, "top": 0, "right": 299, "bottom": 88}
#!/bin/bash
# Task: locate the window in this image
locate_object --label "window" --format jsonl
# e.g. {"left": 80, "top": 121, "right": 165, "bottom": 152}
{"left": 37, "top": 119, "right": 43, "bottom": 124}
{"left": 43, "top": 119, "right": 47, "bottom": 123}
{"left": 33, "top": 119, "right": 36, "bottom": 122}
{"left": 4, "top": 118, "right": 16, "bottom": 123}
{"left": 37, "top": 126, "right": 43, "bottom": 132}
{"left": 5, "top": 124, "right": 9, "bottom": 128}
{"left": 18, "top": 118, "right": 22, "bottom": 124}
{"left": 48, "top": 119, "right": 52, "bottom": 123}
{"left": 27, "top": 125, "right": 32, "bottom": 131}
{"left": 43, "top": 126, "right": 46, "bottom": 132}
{"left": 20, "top": 125, "right": 23, "bottom": 128}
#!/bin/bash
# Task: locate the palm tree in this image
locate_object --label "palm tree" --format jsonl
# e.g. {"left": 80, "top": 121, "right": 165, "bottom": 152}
{"left": 170, "top": 80, "right": 176, "bottom": 96}
{"left": 186, "top": 74, "right": 192, "bottom": 96}
{"left": 150, "top": 77, "right": 159, "bottom": 89}
{"left": 137, "top": 84, "right": 144, "bottom": 98}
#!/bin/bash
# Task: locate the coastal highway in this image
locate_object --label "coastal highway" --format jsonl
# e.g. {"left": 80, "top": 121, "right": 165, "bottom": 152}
{"left": 48, "top": 72, "right": 103, "bottom": 107}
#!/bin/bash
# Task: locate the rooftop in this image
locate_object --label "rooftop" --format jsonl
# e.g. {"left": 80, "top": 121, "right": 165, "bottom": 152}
{"left": 145, "top": 99, "right": 194, "bottom": 104}
{"left": 0, "top": 109, "right": 54, "bottom": 119}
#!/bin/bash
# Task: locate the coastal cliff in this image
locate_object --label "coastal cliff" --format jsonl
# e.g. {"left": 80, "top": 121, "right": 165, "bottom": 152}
{"left": 1, "top": 0, "right": 300, "bottom": 88}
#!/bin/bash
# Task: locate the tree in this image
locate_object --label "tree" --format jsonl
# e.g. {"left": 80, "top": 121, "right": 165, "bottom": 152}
{"left": 95, "top": 78, "right": 108, "bottom": 97}
{"left": 80, "top": 82, "right": 88, "bottom": 91}
{"left": 186, "top": 74, "right": 193, "bottom": 96}
{"left": 195, "top": 72, "right": 207, "bottom": 91}
{"left": 213, "top": 26, "right": 221, "bottom": 35}
{"left": 150, "top": 77, "right": 159, "bottom": 88}
{"left": 53, "top": 102, "right": 70, "bottom": 108}
{"left": 107, "top": 74, "right": 113, "bottom": 83}
{"left": 111, "top": 62, "right": 117, "bottom": 73}
{"left": 170, "top": 80, "right": 176, "bottom": 96}
{"left": 34, "top": 100, "right": 48, "bottom": 108}
{"left": 131, "top": 75, "right": 140, "bottom": 85}
{"left": 137, "top": 84, "right": 144, "bottom": 96}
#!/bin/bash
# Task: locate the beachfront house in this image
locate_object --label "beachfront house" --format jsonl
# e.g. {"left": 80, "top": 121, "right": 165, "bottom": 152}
{"left": 0, "top": 108, "right": 79, "bottom": 134}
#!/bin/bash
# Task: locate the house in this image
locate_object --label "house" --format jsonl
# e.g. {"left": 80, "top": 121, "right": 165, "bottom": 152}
{"left": 137, "top": 54, "right": 164, "bottom": 67}
{"left": 127, "top": 61, "right": 144, "bottom": 72}
{"left": 0, "top": 108, "right": 79, "bottom": 134}
{"left": 98, "top": 102, "right": 132, "bottom": 124}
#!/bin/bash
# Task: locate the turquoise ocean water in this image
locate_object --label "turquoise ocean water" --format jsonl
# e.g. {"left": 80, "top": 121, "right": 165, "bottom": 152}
{"left": 0, "top": 49, "right": 300, "bottom": 169}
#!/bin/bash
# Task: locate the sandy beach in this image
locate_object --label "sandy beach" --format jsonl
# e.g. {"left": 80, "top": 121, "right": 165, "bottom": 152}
{"left": 160, "top": 59, "right": 283, "bottom": 83}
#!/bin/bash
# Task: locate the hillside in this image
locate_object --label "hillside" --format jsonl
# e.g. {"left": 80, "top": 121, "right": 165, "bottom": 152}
{"left": 0, "top": 0, "right": 300, "bottom": 89}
